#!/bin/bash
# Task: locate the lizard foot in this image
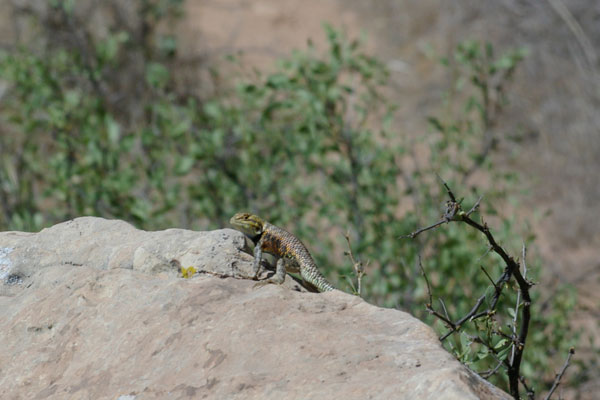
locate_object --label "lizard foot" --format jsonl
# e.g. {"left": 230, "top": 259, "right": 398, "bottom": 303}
{"left": 253, "top": 276, "right": 285, "bottom": 289}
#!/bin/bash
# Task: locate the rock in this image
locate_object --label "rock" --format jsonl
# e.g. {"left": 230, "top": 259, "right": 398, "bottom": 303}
{"left": 0, "top": 217, "right": 510, "bottom": 399}
{"left": 0, "top": 217, "right": 258, "bottom": 295}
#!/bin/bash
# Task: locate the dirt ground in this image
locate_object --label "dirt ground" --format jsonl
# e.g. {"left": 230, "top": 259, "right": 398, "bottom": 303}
{"left": 180, "top": 0, "right": 599, "bottom": 397}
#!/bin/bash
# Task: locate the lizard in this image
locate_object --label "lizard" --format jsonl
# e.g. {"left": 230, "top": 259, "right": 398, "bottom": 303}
{"left": 229, "top": 212, "right": 335, "bottom": 292}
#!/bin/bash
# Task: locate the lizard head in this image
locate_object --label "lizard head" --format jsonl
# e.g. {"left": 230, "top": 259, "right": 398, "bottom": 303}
{"left": 230, "top": 212, "right": 264, "bottom": 237}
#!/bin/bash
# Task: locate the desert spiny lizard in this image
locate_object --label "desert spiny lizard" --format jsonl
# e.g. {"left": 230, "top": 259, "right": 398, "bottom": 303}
{"left": 230, "top": 212, "right": 335, "bottom": 292}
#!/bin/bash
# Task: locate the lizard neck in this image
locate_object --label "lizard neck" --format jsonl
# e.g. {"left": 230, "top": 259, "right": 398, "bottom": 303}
{"left": 247, "top": 231, "right": 263, "bottom": 243}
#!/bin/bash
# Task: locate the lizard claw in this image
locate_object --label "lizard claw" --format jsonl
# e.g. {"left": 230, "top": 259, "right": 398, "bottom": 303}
{"left": 253, "top": 281, "right": 271, "bottom": 289}
{"left": 253, "top": 276, "right": 285, "bottom": 289}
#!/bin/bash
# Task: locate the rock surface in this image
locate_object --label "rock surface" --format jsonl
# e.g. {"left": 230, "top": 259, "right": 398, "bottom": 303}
{"left": 0, "top": 217, "right": 510, "bottom": 399}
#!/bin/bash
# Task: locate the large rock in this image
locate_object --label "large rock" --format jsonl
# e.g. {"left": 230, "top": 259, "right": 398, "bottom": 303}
{"left": 0, "top": 217, "right": 510, "bottom": 399}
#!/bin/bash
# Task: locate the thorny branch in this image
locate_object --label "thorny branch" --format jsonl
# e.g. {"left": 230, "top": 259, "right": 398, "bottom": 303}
{"left": 405, "top": 178, "right": 558, "bottom": 399}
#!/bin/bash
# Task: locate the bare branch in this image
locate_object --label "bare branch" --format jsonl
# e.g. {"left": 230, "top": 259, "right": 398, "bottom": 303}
{"left": 480, "top": 360, "right": 504, "bottom": 379}
{"left": 519, "top": 375, "right": 535, "bottom": 400}
{"left": 480, "top": 265, "right": 497, "bottom": 287}
{"left": 544, "top": 348, "right": 575, "bottom": 400}
{"left": 343, "top": 231, "right": 365, "bottom": 296}
{"left": 465, "top": 195, "right": 483, "bottom": 216}
{"left": 403, "top": 219, "right": 446, "bottom": 239}
{"left": 418, "top": 255, "right": 433, "bottom": 307}
{"left": 510, "top": 244, "right": 527, "bottom": 365}
{"left": 436, "top": 173, "right": 457, "bottom": 202}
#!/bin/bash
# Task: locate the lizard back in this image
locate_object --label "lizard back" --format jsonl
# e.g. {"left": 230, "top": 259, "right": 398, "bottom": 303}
{"left": 261, "top": 222, "right": 335, "bottom": 292}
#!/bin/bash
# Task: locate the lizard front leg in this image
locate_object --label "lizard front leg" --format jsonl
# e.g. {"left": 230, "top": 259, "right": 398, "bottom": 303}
{"left": 252, "top": 236, "right": 264, "bottom": 279}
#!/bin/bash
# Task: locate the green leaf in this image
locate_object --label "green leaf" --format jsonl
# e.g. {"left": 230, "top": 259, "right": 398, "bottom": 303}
{"left": 158, "top": 35, "right": 178, "bottom": 56}
{"left": 507, "top": 307, "right": 516, "bottom": 319}
{"left": 497, "top": 346, "right": 511, "bottom": 361}
{"left": 477, "top": 346, "right": 489, "bottom": 360}
{"left": 105, "top": 115, "right": 121, "bottom": 144}
{"left": 145, "top": 62, "right": 170, "bottom": 89}
{"left": 175, "top": 156, "right": 194, "bottom": 175}
{"left": 64, "top": 90, "right": 81, "bottom": 109}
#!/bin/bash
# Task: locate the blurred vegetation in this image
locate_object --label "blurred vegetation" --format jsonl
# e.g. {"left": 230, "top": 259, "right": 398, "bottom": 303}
{"left": 0, "top": 0, "right": 590, "bottom": 397}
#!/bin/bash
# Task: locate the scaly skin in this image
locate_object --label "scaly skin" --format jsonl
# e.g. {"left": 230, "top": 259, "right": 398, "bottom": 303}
{"left": 230, "top": 212, "right": 335, "bottom": 292}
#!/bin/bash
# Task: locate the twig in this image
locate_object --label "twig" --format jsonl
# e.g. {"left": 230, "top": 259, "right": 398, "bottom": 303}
{"left": 403, "top": 219, "right": 446, "bottom": 239}
{"left": 418, "top": 255, "right": 433, "bottom": 307}
{"left": 480, "top": 359, "right": 504, "bottom": 379}
{"left": 463, "top": 332, "right": 514, "bottom": 378}
{"left": 437, "top": 267, "right": 510, "bottom": 341}
{"left": 404, "top": 192, "right": 481, "bottom": 239}
{"left": 437, "top": 173, "right": 457, "bottom": 202}
{"left": 475, "top": 245, "right": 493, "bottom": 265}
{"left": 510, "top": 244, "right": 527, "bottom": 365}
{"left": 543, "top": 348, "right": 575, "bottom": 400}
{"left": 439, "top": 299, "right": 452, "bottom": 324}
{"left": 465, "top": 195, "right": 483, "bottom": 216}
{"left": 343, "top": 232, "right": 365, "bottom": 296}
{"left": 418, "top": 258, "right": 457, "bottom": 329}
{"left": 519, "top": 375, "right": 535, "bottom": 400}
{"left": 480, "top": 265, "right": 496, "bottom": 287}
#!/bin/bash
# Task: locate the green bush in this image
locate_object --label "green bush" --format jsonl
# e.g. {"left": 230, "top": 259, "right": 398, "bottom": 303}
{"left": 0, "top": 3, "right": 585, "bottom": 396}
